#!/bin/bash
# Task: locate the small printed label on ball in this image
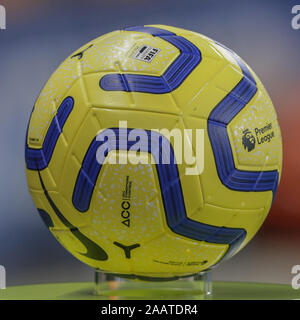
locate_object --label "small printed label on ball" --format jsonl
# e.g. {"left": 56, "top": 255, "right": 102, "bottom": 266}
{"left": 153, "top": 259, "right": 208, "bottom": 267}
{"left": 132, "top": 45, "right": 161, "bottom": 63}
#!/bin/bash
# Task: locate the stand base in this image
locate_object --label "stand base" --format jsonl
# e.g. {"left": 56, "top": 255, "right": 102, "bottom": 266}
{"left": 94, "top": 271, "right": 212, "bottom": 300}
{"left": 1, "top": 282, "right": 299, "bottom": 300}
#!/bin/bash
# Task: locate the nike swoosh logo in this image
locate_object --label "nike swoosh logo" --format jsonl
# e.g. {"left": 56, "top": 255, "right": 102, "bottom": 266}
{"left": 71, "top": 44, "right": 93, "bottom": 60}
{"left": 38, "top": 171, "right": 108, "bottom": 261}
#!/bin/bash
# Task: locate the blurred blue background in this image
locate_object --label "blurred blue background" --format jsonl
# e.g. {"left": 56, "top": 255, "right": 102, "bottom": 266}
{"left": 0, "top": 0, "right": 299, "bottom": 286}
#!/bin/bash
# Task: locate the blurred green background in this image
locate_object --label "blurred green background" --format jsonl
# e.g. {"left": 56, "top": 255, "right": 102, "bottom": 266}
{"left": 0, "top": 0, "right": 299, "bottom": 286}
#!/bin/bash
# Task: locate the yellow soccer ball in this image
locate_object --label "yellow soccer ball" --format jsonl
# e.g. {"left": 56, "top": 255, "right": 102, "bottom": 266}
{"left": 25, "top": 25, "right": 282, "bottom": 280}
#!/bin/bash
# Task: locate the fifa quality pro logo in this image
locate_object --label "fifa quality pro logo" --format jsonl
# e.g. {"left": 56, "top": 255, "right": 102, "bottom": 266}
{"left": 0, "top": 5, "right": 6, "bottom": 30}
{"left": 292, "top": 5, "right": 300, "bottom": 30}
{"left": 242, "top": 123, "right": 275, "bottom": 152}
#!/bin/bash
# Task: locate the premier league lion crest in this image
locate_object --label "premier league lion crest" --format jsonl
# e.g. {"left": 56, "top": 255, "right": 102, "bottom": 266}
{"left": 242, "top": 129, "right": 256, "bottom": 152}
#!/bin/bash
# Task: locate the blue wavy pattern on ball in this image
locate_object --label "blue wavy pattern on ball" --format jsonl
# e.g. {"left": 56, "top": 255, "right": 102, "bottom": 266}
{"left": 99, "top": 26, "right": 201, "bottom": 93}
{"left": 25, "top": 97, "right": 74, "bottom": 170}
{"left": 72, "top": 128, "right": 246, "bottom": 263}
{"left": 100, "top": 26, "right": 279, "bottom": 199}
{"left": 207, "top": 43, "right": 279, "bottom": 199}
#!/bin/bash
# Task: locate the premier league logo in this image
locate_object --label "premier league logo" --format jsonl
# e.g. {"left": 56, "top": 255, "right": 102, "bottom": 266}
{"left": 242, "top": 129, "right": 256, "bottom": 152}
